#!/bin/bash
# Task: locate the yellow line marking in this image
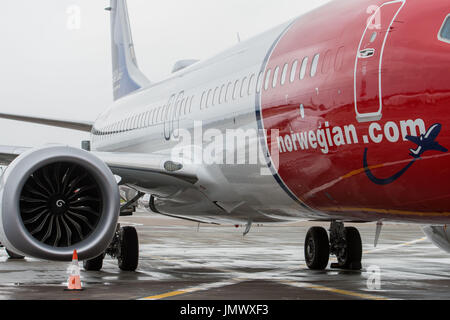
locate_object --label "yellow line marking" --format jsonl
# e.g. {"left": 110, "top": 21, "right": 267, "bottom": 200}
{"left": 140, "top": 279, "right": 242, "bottom": 300}
{"left": 279, "top": 280, "right": 387, "bottom": 300}
{"left": 306, "top": 284, "right": 387, "bottom": 300}
{"left": 143, "top": 290, "right": 188, "bottom": 300}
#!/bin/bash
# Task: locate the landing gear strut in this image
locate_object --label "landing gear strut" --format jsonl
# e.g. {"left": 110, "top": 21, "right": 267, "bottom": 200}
{"left": 83, "top": 224, "right": 139, "bottom": 272}
{"left": 304, "top": 221, "right": 362, "bottom": 270}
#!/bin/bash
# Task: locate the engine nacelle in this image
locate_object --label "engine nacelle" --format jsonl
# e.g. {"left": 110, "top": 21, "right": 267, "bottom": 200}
{"left": 0, "top": 145, "right": 120, "bottom": 261}
{"left": 422, "top": 225, "right": 450, "bottom": 253}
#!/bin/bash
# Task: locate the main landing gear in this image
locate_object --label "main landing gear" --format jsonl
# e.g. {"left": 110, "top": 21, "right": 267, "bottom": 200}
{"left": 304, "top": 221, "right": 362, "bottom": 270}
{"left": 83, "top": 224, "right": 139, "bottom": 272}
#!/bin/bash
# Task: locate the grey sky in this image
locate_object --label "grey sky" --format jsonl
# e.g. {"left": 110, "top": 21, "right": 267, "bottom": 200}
{"left": 0, "top": 0, "right": 330, "bottom": 148}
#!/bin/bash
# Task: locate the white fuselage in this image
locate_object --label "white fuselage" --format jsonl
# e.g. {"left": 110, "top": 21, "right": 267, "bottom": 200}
{"left": 90, "top": 20, "right": 322, "bottom": 224}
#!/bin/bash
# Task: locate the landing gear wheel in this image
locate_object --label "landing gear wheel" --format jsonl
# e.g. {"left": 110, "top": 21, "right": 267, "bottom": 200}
{"left": 5, "top": 248, "right": 24, "bottom": 259}
{"left": 117, "top": 226, "right": 139, "bottom": 271}
{"left": 83, "top": 253, "right": 105, "bottom": 271}
{"left": 304, "top": 227, "right": 330, "bottom": 270}
{"left": 336, "top": 227, "right": 362, "bottom": 270}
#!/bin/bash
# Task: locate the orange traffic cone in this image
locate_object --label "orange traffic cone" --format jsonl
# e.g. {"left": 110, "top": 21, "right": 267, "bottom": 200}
{"left": 65, "top": 250, "right": 83, "bottom": 291}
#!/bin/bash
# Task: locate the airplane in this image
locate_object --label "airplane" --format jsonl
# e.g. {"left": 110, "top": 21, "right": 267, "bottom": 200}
{"left": 0, "top": 0, "right": 449, "bottom": 273}
{"left": 406, "top": 123, "right": 448, "bottom": 158}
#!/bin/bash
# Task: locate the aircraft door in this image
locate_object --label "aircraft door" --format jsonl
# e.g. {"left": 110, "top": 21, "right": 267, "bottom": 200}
{"left": 354, "top": 0, "right": 404, "bottom": 123}
{"left": 172, "top": 92, "right": 184, "bottom": 139}
{"left": 163, "top": 94, "right": 175, "bottom": 140}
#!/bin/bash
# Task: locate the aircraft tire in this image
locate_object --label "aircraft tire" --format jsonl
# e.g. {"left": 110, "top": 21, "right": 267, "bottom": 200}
{"left": 117, "top": 226, "right": 139, "bottom": 271}
{"left": 304, "top": 227, "right": 330, "bottom": 270}
{"left": 339, "top": 227, "right": 362, "bottom": 270}
{"left": 83, "top": 253, "right": 104, "bottom": 271}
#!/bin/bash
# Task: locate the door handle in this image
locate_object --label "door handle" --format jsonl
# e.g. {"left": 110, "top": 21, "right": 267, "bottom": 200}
{"left": 358, "top": 48, "right": 375, "bottom": 58}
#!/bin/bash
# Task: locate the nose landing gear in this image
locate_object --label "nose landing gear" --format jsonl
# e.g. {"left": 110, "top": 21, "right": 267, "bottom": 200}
{"left": 304, "top": 221, "right": 362, "bottom": 271}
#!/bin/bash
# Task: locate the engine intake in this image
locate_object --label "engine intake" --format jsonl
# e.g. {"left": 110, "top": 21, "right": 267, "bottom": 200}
{"left": 0, "top": 145, "right": 120, "bottom": 261}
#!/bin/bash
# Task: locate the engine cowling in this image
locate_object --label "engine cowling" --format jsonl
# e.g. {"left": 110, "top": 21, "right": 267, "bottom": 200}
{"left": 422, "top": 225, "right": 450, "bottom": 253}
{"left": 0, "top": 145, "right": 120, "bottom": 261}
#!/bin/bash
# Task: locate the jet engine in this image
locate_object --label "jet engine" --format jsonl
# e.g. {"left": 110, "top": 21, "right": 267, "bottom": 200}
{"left": 422, "top": 225, "right": 450, "bottom": 253}
{"left": 0, "top": 145, "right": 120, "bottom": 261}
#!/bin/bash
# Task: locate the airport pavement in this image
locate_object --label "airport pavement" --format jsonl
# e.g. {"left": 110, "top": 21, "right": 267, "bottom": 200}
{"left": 0, "top": 212, "right": 449, "bottom": 300}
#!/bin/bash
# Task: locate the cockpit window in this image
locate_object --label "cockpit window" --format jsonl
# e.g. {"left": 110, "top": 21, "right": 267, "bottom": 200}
{"left": 439, "top": 15, "right": 450, "bottom": 43}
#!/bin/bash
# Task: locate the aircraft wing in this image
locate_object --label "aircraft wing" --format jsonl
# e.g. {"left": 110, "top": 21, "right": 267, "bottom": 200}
{"left": 0, "top": 113, "right": 93, "bottom": 132}
{"left": 0, "top": 145, "right": 198, "bottom": 191}
{"left": 0, "top": 145, "right": 31, "bottom": 166}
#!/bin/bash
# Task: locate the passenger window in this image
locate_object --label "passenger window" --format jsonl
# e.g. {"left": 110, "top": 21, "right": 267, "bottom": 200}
{"left": 225, "top": 82, "right": 232, "bottom": 102}
{"left": 334, "top": 46, "right": 345, "bottom": 71}
{"left": 206, "top": 89, "right": 212, "bottom": 107}
{"left": 233, "top": 80, "right": 240, "bottom": 100}
{"left": 439, "top": 15, "right": 450, "bottom": 43}
{"left": 177, "top": 99, "right": 183, "bottom": 116}
{"left": 264, "top": 69, "right": 272, "bottom": 90}
{"left": 200, "top": 92, "right": 205, "bottom": 109}
{"left": 256, "top": 71, "right": 263, "bottom": 93}
{"left": 290, "top": 60, "right": 298, "bottom": 83}
{"left": 240, "top": 77, "right": 247, "bottom": 97}
{"left": 272, "top": 66, "right": 279, "bottom": 88}
{"left": 181, "top": 99, "right": 186, "bottom": 115}
{"left": 160, "top": 106, "right": 165, "bottom": 122}
{"left": 189, "top": 96, "right": 194, "bottom": 113}
{"left": 248, "top": 74, "right": 255, "bottom": 95}
{"left": 300, "top": 57, "right": 308, "bottom": 80}
{"left": 156, "top": 108, "right": 161, "bottom": 123}
{"left": 281, "top": 63, "right": 288, "bottom": 85}
{"left": 311, "top": 54, "right": 320, "bottom": 77}
{"left": 219, "top": 85, "right": 225, "bottom": 104}
{"left": 322, "top": 50, "right": 331, "bottom": 74}
{"left": 213, "top": 87, "right": 219, "bottom": 106}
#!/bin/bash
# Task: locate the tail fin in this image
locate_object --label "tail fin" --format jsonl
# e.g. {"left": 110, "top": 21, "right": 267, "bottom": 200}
{"left": 108, "top": 0, "right": 150, "bottom": 101}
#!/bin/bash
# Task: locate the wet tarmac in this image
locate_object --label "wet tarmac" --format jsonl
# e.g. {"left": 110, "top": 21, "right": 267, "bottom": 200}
{"left": 0, "top": 212, "right": 449, "bottom": 300}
